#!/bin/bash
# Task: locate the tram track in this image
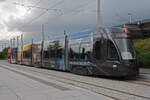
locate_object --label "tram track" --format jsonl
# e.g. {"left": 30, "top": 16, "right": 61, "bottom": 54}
{"left": 6, "top": 63, "right": 150, "bottom": 87}
{"left": 89, "top": 75, "right": 150, "bottom": 87}
{"left": 27, "top": 71, "right": 150, "bottom": 100}
{"left": 0, "top": 64, "right": 120, "bottom": 100}
{"left": 123, "top": 75, "right": 150, "bottom": 86}
{"left": 57, "top": 80, "right": 150, "bottom": 100}
{"left": 125, "top": 79, "right": 150, "bottom": 87}
{"left": 1, "top": 63, "right": 150, "bottom": 100}
{"left": 5, "top": 62, "right": 150, "bottom": 87}
{"left": 128, "top": 81, "right": 150, "bottom": 86}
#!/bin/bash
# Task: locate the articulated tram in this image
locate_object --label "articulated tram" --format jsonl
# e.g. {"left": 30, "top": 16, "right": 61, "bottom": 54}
{"left": 8, "top": 27, "right": 140, "bottom": 77}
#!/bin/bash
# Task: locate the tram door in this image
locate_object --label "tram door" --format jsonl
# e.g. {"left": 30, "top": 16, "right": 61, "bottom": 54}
{"left": 48, "top": 41, "right": 65, "bottom": 70}
{"left": 106, "top": 40, "right": 120, "bottom": 73}
{"left": 13, "top": 48, "right": 17, "bottom": 63}
{"left": 43, "top": 42, "right": 50, "bottom": 67}
{"left": 93, "top": 37, "right": 104, "bottom": 63}
{"left": 93, "top": 40, "right": 101, "bottom": 60}
{"left": 93, "top": 38, "right": 103, "bottom": 70}
{"left": 54, "top": 40, "right": 65, "bottom": 70}
{"left": 48, "top": 41, "right": 57, "bottom": 68}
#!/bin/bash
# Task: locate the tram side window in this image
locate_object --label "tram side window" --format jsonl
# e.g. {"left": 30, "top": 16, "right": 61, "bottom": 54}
{"left": 70, "top": 44, "right": 80, "bottom": 59}
{"left": 70, "top": 48, "right": 73, "bottom": 59}
{"left": 12, "top": 49, "right": 17, "bottom": 59}
{"left": 56, "top": 47, "right": 63, "bottom": 58}
{"left": 80, "top": 43, "right": 91, "bottom": 60}
{"left": 93, "top": 41, "right": 101, "bottom": 60}
{"left": 107, "top": 41, "right": 119, "bottom": 60}
{"left": 55, "top": 41, "right": 63, "bottom": 59}
{"left": 23, "top": 51, "right": 31, "bottom": 58}
{"left": 49, "top": 42, "right": 63, "bottom": 59}
{"left": 49, "top": 46, "right": 56, "bottom": 58}
{"left": 44, "top": 49, "right": 49, "bottom": 58}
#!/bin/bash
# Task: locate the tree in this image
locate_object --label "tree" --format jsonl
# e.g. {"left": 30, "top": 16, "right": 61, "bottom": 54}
{"left": 0, "top": 47, "right": 9, "bottom": 59}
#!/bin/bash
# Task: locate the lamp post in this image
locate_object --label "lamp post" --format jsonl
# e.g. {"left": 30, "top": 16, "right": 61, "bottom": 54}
{"left": 128, "top": 13, "right": 132, "bottom": 24}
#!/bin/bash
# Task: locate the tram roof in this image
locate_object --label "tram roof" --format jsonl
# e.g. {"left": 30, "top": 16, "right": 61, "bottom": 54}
{"left": 50, "top": 29, "right": 96, "bottom": 41}
{"left": 68, "top": 30, "right": 96, "bottom": 39}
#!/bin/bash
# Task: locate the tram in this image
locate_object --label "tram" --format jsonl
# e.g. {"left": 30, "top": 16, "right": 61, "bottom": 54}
{"left": 8, "top": 27, "right": 140, "bottom": 77}
{"left": 8, "top": 48, "right": 17, "bottom": 63}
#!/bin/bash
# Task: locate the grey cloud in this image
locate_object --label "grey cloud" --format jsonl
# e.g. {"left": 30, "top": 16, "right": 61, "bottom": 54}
{"left": 0, "top": 0, "right": 6, "bottom": 2}
{"left": 0, "top": 0, "right": 150, "bottom": 44}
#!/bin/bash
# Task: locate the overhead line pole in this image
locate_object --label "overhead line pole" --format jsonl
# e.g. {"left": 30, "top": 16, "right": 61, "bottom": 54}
{"left": 31, "top": 38, "right": 33, "bottom": 65}
{"left": 64, "top": 30, "right": 68, "bottom": 70}
{"left": 13, "top": 38, "right": 16, "bottom": 48}
{"left": 128, "top": 13, "right": 132, "bottom": 24}
{"left": 21, "top": 34, "right": 23, "bottom": 64}
{"left": 42, "top": 24, "right": 45, "bottom": 41}
{"left": 16, "top": 36, "right": 20, "bottom": 63}
{"left": 10, "top": 39, "right": 12, "bottom": 49}
{"left": 41, "top": 24, "right": 44, "bottom": 66}
{"left": 97, "top": 0, "right": 102, "bottom": 28}
{"left": 17, "top": 36, "right": 19, "bottom": 48}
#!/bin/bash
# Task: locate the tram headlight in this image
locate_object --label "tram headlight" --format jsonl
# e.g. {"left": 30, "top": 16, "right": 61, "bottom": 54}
{"left": 113, "top": 65, "right": 117, "bottom": 68}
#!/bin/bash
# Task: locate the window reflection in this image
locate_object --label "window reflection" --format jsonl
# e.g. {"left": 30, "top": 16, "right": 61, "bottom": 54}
{"left": 107, "top": 41, "right": 119, "bottom": 60}
{"left": 44, "top": 41, "right": 63, "bottom": 59}
{"left": 69, "top": 41, "right": 91, "bottom": 60}
{"left": 93, "top": 40, "right": 101, "bottom": 60}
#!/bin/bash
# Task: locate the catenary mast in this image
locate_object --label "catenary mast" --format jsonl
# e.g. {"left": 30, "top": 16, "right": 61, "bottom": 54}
{"left": 97, "top": 0, "right": 102, "bottom": 28}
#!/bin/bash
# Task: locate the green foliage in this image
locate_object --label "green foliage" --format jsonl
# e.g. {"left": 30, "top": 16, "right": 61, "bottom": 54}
{"left": 134, "top": 39, "right": 150, "bottom": 68}
{"left": 0, "top": 47, "right": 9, "bottom": 59}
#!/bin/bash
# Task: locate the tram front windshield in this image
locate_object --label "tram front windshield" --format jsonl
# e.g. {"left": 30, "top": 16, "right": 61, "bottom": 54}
{"left": 114, "top": 39, "right": 136, "bottom": 60}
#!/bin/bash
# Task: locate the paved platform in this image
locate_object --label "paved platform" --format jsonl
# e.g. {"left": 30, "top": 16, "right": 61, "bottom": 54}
{"left": 140, "top": 68, "right": 150, "bottom": 77}
{"left": 140, "top": 68, "right": 150, "bottom": 74}
{"left": 0, "top": 64, "right": 112, "bottom": 100}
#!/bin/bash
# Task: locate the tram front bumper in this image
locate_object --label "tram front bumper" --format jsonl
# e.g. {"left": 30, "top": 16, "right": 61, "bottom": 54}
{"left": 113, "top": 66, "right": 139, "bottom": 77}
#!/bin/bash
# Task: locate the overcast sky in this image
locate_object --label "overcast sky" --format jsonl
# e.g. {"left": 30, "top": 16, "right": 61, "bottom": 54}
{"left": 0, "top": 0, "right": 150, "bottom": 50}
